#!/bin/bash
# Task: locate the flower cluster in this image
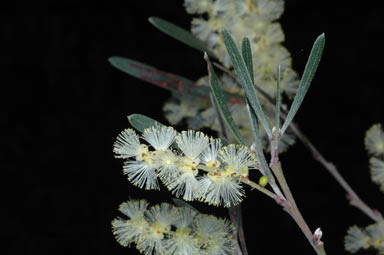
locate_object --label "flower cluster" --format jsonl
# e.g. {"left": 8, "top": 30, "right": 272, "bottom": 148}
{"left": 114, "top": 125, "right": 257, "bottom": 207}
{"left": 345, "top": 222, "right": 384, "bottom": 254}
{"left": 365, "top": 124, "right": 384, "bottom": 191}
{"left": 164, "top": 0, "right": 298, "bottom": 148}
{"left": 112, "top": 199, "right": 236, "bottom": 255}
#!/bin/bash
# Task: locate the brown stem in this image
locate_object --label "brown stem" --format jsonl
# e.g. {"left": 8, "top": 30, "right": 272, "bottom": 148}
{"left": 288, "top": 122, "right": 383, "bottom": 222}
{"left": 270, "top": 160, "right": 321, "bottom": 253}
{"left": 269, "top": 130, "right": 325, "bottom": 255}
{"left": 237, "top": 206, "right": 248, "bottom": 255}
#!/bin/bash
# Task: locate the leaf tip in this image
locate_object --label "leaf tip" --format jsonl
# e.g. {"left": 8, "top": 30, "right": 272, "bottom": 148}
{"left": 127, "top": 114, "right": 135, "bottom": 122}
{"left": 317, "top": 33, "right": 326, "bottom": 43}
{"left": 108, "top": 56, "right": 117, "bottom": 64}
{"left": 147, "top": 16, "right": 157, "bottom": 25}
{"left": 221, "top": 29, "right": 230, "bottom": 37}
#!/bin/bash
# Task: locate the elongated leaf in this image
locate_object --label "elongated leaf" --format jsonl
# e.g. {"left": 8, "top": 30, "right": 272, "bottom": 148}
{"left": 241, "top": 38, "right": 254, "bottom": 84}
{"left": 245, "top": 102, "right": 274, "bottom": 181}
{"left": 222, "top": 30, "right": 272, "bottom": 138}
{"left": 109, "top": 56, "right": 244, "bottom": 103}
{"left": 210, "top": 92, "right": 228, "bottom": 139}
{"left": 281, "top": 34, "right": 325, "bottom": 134}
{"left": 128, "top": 114, "right": 164, "bottom": 133}
{"left": 109, "top": 56, "right": 209, "bottom": 98}
{"left": 241, "top": 37, "right": 274, "bottom": 179}
{"left": 275, "top": 65, "right": 281, "bottom": 129}
{"left": 226, "top": 38, "right": 249, "bottom": 248}
{"left": 148, "top": 17, "right": 215, "bottom": 57}
{"left": 208, "top": 93, "right": 230, "bottom": 147}
{"left": 204, "top": 53, "right": 246, "bottom": 145}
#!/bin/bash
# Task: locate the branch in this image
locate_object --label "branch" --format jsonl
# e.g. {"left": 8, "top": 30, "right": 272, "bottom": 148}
{"left": 214, "top": 62, "right": 383, "bottom": 222}
{"left": 269, "top": 131, "right": 326, "bottom": 255}
{"left": 287, "top": 122, "right": 383, "bottom": 222}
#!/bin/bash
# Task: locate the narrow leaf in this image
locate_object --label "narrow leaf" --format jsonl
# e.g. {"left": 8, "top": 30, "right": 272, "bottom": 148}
{"left": 241, "top": 38, "right": 254, "bottom": 84}
{"left": 206, "top": 94, "right": 233, "bottom": 146}
{"left": 204, "top": 53, "right": 246, "bottom": 145}
{"left": 245, "top": 102, "right": 274, "bottom": 182}
{"left": 109, "top": 56, "right": 210, "bottom": 98}
{"left": 109, "top": 56, "right": 244, "bottom": 103}
{"left": 222, "top": 30, "right": 272, "bottom": 138}
{"left": 275, "top": 65, "right": 281, "bottom": 129}
{"left": 241, "top": 37, "right": 275, "bottom": 181}
{"left": 210, "top": 92, "right": 228, "bottom": 139}
{"left": 128, "top": 114, "right": 164, "bottom": 133}
{"left": 281, "top": 33, "right": 325, "bottom": 134}
{"left": 148, "top": 17, "right": 215, "bottom": 56}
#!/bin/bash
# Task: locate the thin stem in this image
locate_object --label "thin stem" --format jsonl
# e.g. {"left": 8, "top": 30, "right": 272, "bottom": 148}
{"left": 209, "top": 92, "right": 228, "bottom": 139}
{"left": 288, "top": 122, "right": 383, "bottom": 222}
{"left": 270, "top": 133, "right": 325, "bottom": 255}
{"left": 271, "top": 162, "right": 318, "bottom": 251}
{"left": 197, "top": 164, "right": 277, "bottom": 199}
{"left": 241, "top": 178, "right": 277, "bottom": 199}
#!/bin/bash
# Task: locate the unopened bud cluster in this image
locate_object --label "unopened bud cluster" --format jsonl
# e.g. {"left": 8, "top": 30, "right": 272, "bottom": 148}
{"left": 114, "top": 125, "right": 258, "bottom": 207}
{"left": 112, "top": 199, "right": 236, "bottom": 255}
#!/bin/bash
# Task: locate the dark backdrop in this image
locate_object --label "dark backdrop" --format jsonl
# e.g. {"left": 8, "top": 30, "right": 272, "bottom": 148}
{"left": 3, "top": 1, "right": 384, "bottom": 255}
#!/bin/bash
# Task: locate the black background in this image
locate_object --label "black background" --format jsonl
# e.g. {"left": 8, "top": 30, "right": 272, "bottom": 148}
{"left": 3, "top": 1, "right": 384, "bottom": 255}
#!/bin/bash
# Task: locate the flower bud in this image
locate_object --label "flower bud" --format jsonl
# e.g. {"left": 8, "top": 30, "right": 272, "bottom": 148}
{"left": 258, "top": 176, "right": 268, "bottom": 187}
